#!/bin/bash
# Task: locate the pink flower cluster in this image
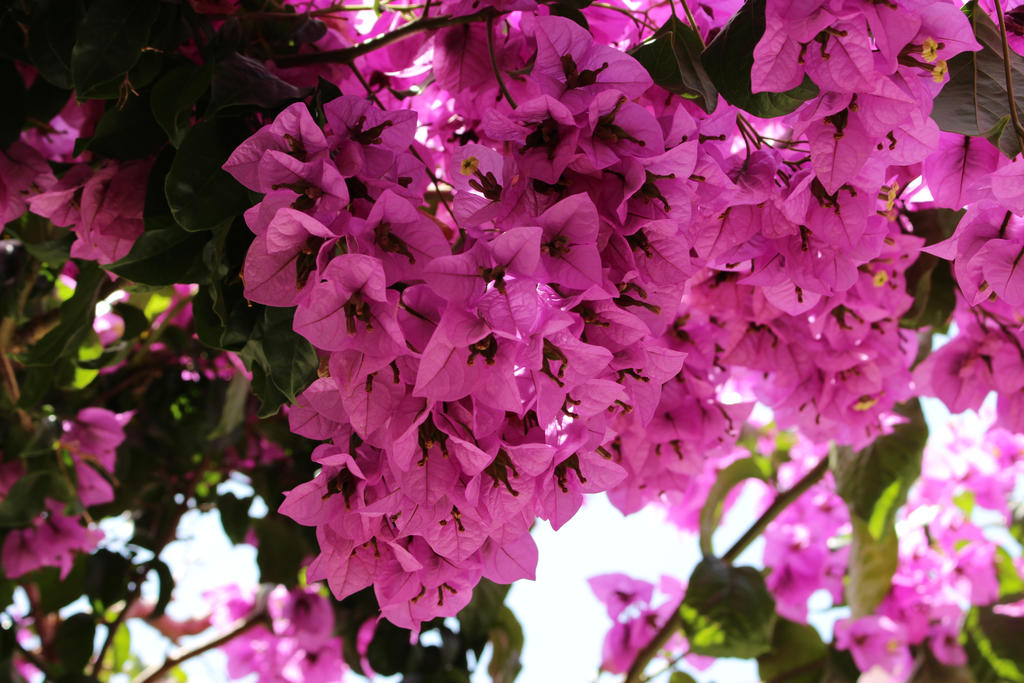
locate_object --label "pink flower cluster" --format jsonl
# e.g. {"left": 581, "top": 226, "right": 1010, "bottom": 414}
{"left": 206, "top": 584, "right": 350, "bottom": 683}
{"left": 0, "top": 408, "right": 131, "bottom": 579}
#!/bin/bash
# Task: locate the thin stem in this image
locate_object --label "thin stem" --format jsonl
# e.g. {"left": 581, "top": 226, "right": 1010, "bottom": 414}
{"left": 623, "top": 455, "right": 830, "bottom": 683}
{"left": 273, "top": 9, "right": 496, "bottom": 67}
{"left": 132, "top": 590, "right": 270, "bottom": 683}
{"left": 488, "top": 16, "right": 516, "bottom": 108}
{"left": 994, "top": 0, "right": 1024, "bottom": 155}
{"left": 678, "top": 0, "right": 702, "bottom": 46}
{"left": 722, "top": 455, "right": 829, "bottom": 563}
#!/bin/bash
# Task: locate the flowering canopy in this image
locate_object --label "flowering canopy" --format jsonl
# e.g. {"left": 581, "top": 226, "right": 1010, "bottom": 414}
{"left": 0, "top": 0, "right": 1023, "bottom": 681}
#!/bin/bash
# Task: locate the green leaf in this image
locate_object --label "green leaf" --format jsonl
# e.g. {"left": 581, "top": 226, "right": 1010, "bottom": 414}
{"left": 0, "top": 59, "right": 27, "bottom": 149}
{"left": 757, "top": 618, "right": 828, "bottom": 683}
{"left": 995, "top": 547, "right": 1024, "bottom": 599}
{"left": 106, "top": 225, "right": 211, "bottom": 284}
{"left": 931, "top": 2, "right": 1024, "bottom": 158}
{"left": 964, "top": 602, "right": 1024, "bottom": 683}
{"left": 165, "top": 120, "right": 251, "bottom": 231}
{"left": 84, "top": 550, "right": 132, "bottom": 607}
{"left": 367, "top": 619, "right": 413, "bottom": 676}
{"left": 19, "top": 261, "right": 106, "bottom": 367}
{"left": 207, "top": 53, "right": 306, "bottom": 114}
{"left": 700, "top": 0, "right": 819, "bottom": 118}
{"left": 71, "top": 0, "right": 161, "bottom": 99}
{"left": 25, "top": 78, "right": 72, "bottom": 129}
{"left": 0, "top": 471, "right": 60, "bottom": 527}
{"left": 149, "top": 559, "right": 175, "bottom": 619}
{"left": 80, "top": 93, "right": 166, "bottom": 160}
{"left": 55, "top": 613, "right": 96, "bottom": 673}
{"left": 27, "top": 0, "right": 84, "bottom": 89}
{"left": 698, "top": 455, "right": 772, "bottom": 557}
{"left": 831, "top": 399, "right": 927, "bottom": 539}
{"left": 457, "top": 579, "right": 512, "bottom": 656}
{"left": 253, "top": 516, "right": 309, "bottom": 585}
{"left": 847, "top": 516, "right": 899, "bottom": 618}
{"left": 678, "top": 557, "right": 777, "bottom": 658}
{"left": 487, "top": 605, "right": 524, "bottom": 683}
{"left": 901, "top": 209, "right": 962, "bottom": 331}
{"left": 110, "top": 623, "right": 131, "bottom": 673}
{"left": 629, "top": 17, "right": 718, "bottom": 113}
{"left": 150, "top": 63, "right": 213, "bottom": 148}
{"left": 668, "top": 673, "right": 698, "bottom": 683}
{"left": 208, "top": 372, "right": 250, "bottom": 439}
{"left": 35, "top": 560, "right": 87, "bottom": 613}
{"left": 240, "top": 307, "right": 319, "bottom": 418}
{"left": 216, "top": 492, "right": 252, "bottom": 545}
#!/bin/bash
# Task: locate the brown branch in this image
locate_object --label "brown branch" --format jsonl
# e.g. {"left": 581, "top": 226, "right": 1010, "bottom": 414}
{"left": 994, "top": 0, "right": 1024, "bottom": 155}
{"left": 131, "top": 589, "right": 271, "bottom": 683}
{"left": 622, "top": 455, "right": 830, "bottom": 683}
{"left": 273, "top": 9, "right": 496, "bottom": 67}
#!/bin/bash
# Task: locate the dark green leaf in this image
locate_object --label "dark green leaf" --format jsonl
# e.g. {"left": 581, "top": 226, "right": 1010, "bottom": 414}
{"left": 757, "top": 618, "right": 828, "bottom": 683}
{"left": 367, "top": 619, "right": 413, "bottom": 676}
{"left": 165, "top": 120, "right": 251, "bottom": 231}
{"left": 25, "top": 78, "right": 72, "bottom": 127}
{"left": 932, "top": 2, "right": 1024, "bottom": 158}
{"left": 35, "top": 559, "right": 87, "bottom": 613}
{"left": 71, "top": 0, "right": 161, "bottom": 99}
{"left": 698, "top": 455, "right": 771, "bottom": 556}
{"left": 700, "top": 0, "right": 819, "bottom": 117}
{"left": 216, "top": 492, "right": 252, "bottom": 545}
{"left": 457, "top": 579, "right": 511, "bottom": 656}
{"left": 19, "top": 261, "right": 105, "bottom": 366}
{"left": 106, "top": 224, "right": 210, "bottom": 285}
{"left": 28, "top": 0, "right": 84, "bottom": 89}
{"left": 149, "top": 559, "right": 174, "bottom": 619}
{"left": 629, "top": 17, "right": 718, "bottom": 113}
{"left": 832, "top": 399, "right": 927, "bottom": 539}
{"left": 85, "top": 550, "right": 132, "bottom": 607}
{"left": 151, "top": 63, "right": 213, "bottom": 148}
{"left": 0, "top": 59, "right": 27, "bottom": 149}
{"left": 55, "top": 613, "right": 96, "bottom": 673}
{"left": 548, "top": 3, "right": 589, "bottom": 29}
{"left": 0, "top": 471, "right": 60, "bottom": 527}
{"left": 112, "top": 303, "right": 150, "bottom": 340}
{"left": 80, "top": 93, "right": 166, "bottom": 160}
{"left": 207, "top": 53, "right": 306, "bottom": 114}
{"left": 240, "top": 307, "right": 318, "bottom": 417}
{"left": 679, "top": 557, "right": 777, "bottom": 658}
{"left": 253, "top": 516, "right": 308, "bottom": 585}
{"left": 964, "top": 602, "right": 1024, "bottom": 683}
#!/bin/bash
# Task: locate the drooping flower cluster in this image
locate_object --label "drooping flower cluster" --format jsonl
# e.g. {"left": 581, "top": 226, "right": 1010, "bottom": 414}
{"left": 215, "top": 0, "right": 998, "bottom": 633}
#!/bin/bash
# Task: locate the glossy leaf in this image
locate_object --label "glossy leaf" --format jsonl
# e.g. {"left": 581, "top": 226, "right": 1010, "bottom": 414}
{"left": 831, "top": 399, "right": 927, "bottom": 539}
{"left": 679, "top": 557, "right": 777, "bottom": 658}
{"left": 932, "top": 2, "right": 1024, "bottom": 158}
{"left": 700, "top": 0, "right": 819, "bottom": 117}
{"left": 165, "top": 120, "right": 251, "bottom": 231}
{"left": 150, "top": 63, "right": 213, "bottom": 148}
{"left": 70, "top": 0, "right": 161, "bottom": 99}
{"left": 28, "top": 0, "right": 84, "bottom": 89}
{"left": 757, "top": 618, "right": 828, "bottom": 683}
{"left": 630, "top": 17, "right": 718, "bottom": 112}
